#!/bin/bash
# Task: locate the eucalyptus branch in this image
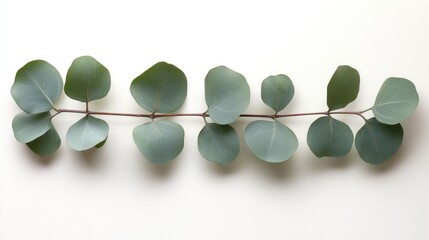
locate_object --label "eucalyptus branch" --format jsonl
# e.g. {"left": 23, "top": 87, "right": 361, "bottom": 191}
{"left": 53, "top": 108, "right": 369, "bottom": 121}
{"left": 11, "top": 56, "right": 419, "bottom": 166}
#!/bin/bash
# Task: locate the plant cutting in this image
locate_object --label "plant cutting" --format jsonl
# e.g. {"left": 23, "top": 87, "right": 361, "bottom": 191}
{"left": 11, "top": 56, "right": 419, "bottom": 165}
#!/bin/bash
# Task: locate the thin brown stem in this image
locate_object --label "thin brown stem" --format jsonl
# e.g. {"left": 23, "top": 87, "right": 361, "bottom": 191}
{"left": 55, "top": 109, "right": 149, "bottom": 118}
{"left": 240, "top": 113, "right": 276, "bottom": 119}
{"left": 53, "top": 108, "right": 369, "bottom": 121}
{"left": 329, "top": 111, "right": 367, "bottom": 121}
{"left": 275, "top": 111, "right": 329, "bottom": 118}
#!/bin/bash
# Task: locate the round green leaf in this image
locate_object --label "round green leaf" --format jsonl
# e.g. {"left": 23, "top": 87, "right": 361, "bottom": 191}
{"left": 307, "top": 116, "right": 353, "bottom": 158}
{"left": 205, "top": 66, "right": 250, "bottom": 124}
{"left": 26, "top": 127, "right": 61, "bottom": 156}
{"left": 130, "top": 62, "right": 187, "bottom": 113}
{"left": 327, "top": 65, "right": 360, "bottom": 111}
{"left": 66, "top": 115, "right": 109, "bottom": 151}
{"left": 355, "top": 118, "right": 403, "bottom": 164}
{"left": 65, "top": 56, "right": 111, "bottom": 102}
{"left": 244, "top": 120, "right": 298, "bottom": 163}
{"left": 133, "top": 120, "right": 185, "bottom": 164}
{"left": 261, "top": 74, "right": 294, "bottom": 113}
{"left": 11, "top": 60, "right": 63, "bottom": 114}
{"left": 372, "top": 77, "right": 419, "bottom": 125}
{"left": 198, "top": 123, "right": 240, "bottom": 164}
{"left": 12, "top": 112, "right": 52, "bottom": 143}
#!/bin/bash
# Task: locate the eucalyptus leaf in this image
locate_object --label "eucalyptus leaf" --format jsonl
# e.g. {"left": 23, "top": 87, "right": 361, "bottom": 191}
{"left": 244, "top": 120, "right": 298, "bottom": 163}
{"left": 307, "top": 116, "right": 353, "bottom": 157}
{"left": 133, "top": 120, "right": 185, "bottom": 164}
{"left": 130, "top": 62, "right": 187, "bottom": 113}
{"left": 66, "top": 115, "right": 109, "bottom": 151}
{"left": 205, "top": 66, "right": 250, "bottom": 124}
{"left": 12, "top": 112, "right": 52, "bottom": 143}
{"left": 261, "top": 74, "right": 294, "bottom": 113}
{"left": 198, "top": 123, "right": 240, "bottom": 164}
{"left": 65, "top": 56, "right": 111, "bottom": 102}
{"left": 372, "top": 77, "right": 419, "bottom": 125}
{"left": 355, "top": 118, "right": 403, "bottom": 164}
{"left": 26, "top": 128, "right": 61, "bottom": 156}
{"left": 327, "top": 65, "right": 360, "bottom": 111}
{"left": 11, "top": 60, "right": 63, "bottom": 114}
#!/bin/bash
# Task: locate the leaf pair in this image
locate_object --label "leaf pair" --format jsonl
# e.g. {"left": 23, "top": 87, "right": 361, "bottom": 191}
{"left": 245, "top": 75, "right": 298, "bottom": 163}
{"left": 130, "top": 62, "right": 187, "bottom": 164}
{"left": 197, "top": 66, "right": 250, "bottom": 164}
{"left": 306, "top": 66, "right": 359, "bottom": 158}
{"left": 12, "top": 112, "right": 60, "bottom": 156}
{"left": 356, "top": 77, "right": 417, "bottom": 164}
{"left": 11, "top": 60, "right": 63, "bottom": 156}
{"left": 65, "top": 56, "right": 111, "bottom": 151}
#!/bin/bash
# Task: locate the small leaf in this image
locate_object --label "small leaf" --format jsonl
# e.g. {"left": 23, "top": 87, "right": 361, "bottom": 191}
{"left": 355, "top": 118, "right": 403, "bottom": 164}
{"left": 130, "top": 62, "right": 187, "bottom": 113}
{"left": 244, "top": 120, "right": 298, "bottom": 163}
{"left": 198, "top": 123, "right": 240, "bottom": 164}
{"left": 327, "top": 65, "right": 360, "bottom": 111}
{"left": 133, "top": 120, "right": 185, "bottom": 164}
{"left": 26, "top": 128, "right": 61, "bottom": 156}
{"left": 12, "top": 112, "right": 52, "bottom": 143}
{"left": 11, "top": 60, "right": 63, "bottom": 114}
{"left": 261, "top": 74, "right": 294, "bottom": 113}
{"left": 372, "top": 77, "right": 419, "bottom": 125}
{"left": 205, "top": 66, "right": 250, "bottom": 124}
{"left": 307, "top": 116, "right": 353, "bottom": 157}
{"left": 65, "top": 56, "right": 111, "bottom": 102}
{"left": 66, "top": 115, "right": 109, "bottom": 151}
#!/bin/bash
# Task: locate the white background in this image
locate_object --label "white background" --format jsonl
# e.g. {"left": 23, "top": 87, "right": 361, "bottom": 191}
{"left": 1, "top": 0, "right": 429, "bottom": 239}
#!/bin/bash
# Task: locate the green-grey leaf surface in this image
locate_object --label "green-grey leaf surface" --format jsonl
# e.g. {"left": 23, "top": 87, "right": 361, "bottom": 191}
{"left": 205, "top": 66, "right": 250, "bottom": 124}
{"left": 372, "top": 77, "right": 419, "bottom": 125}
{"left": 12, "top": 112, "right": 52, "bottom": 143}
{"left": 261, "top": 74, "right": 294, "bottom": 113}
{"left": 327, "top": 65, "right": 360, "bottom": 111}
{"left": 65, "top": 56, "right": 111, "bottom": 102}
{"left": 198, "top": 123, "right": 240, "bottom": 164}
{"left": 26, "top": 128, "right": 61, "bottom": 156}
{"left": 130, "top": 62, "right": 187, "bottom": 113}
{"left": 355, "top": 118, "right": 403, "bottom": 164}
{"left": 66, "top": 115, "right": 109, "bottom": 151}
{"left": 307, "top": 116, "right": 353, "bottom": 157}
{"left": 133, "top": 120, "right": 184, "bottom": 164}
{"left": 244, "top": 120, "right": 298, "bottom": 163}
{"left": 11, "top": 60, "right": 63, "bottom": 114}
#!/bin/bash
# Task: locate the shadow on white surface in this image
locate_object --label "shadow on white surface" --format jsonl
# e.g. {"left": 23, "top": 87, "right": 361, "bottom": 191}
{"left": 21, "top": 145, "right": 60, "bottom": 166}
{"left": 140, "top": 156, "right": 181, "bottom": 179}
{"left": 75, "top": 148, "right": 106, "bottom": 169}
{"left": 307, "top": 154, "right": 356, "bottom": 171}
